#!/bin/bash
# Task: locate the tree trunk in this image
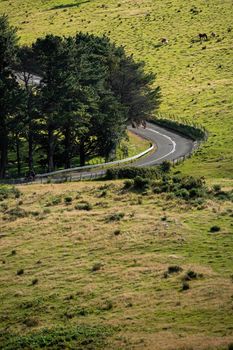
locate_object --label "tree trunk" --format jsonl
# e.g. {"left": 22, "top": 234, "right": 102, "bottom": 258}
{"left": 0, "top": 129, "right": 8, "bottom": 179}
{"left": 64, "top": 126, "right": 71, "bottom": 169}
{"left": 28, "top": 125, "right": 33, "bottom": 172}
{"left": 48, "top": 127, "right": 55, "bottom": 172}
{"left": 16, "top": 134, "right": 21, "bottom": 177}
{"left": 79, "top": 140, "right": 85, "bottom": 167}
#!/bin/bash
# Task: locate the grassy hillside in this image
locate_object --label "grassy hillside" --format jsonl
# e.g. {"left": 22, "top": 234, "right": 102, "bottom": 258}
{"left": 0, "top": 0, "right": 233, "bottom": 178}
{"left": 0, "top": 181, "right": 233, "bottom": 349}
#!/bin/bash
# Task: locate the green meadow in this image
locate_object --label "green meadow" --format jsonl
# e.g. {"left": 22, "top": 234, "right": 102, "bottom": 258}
{"left": 0, "top": 0, "right": 233, "bottom": 178}
{"left": 0, "top": 1, "right": 233, "bottom": 349}
{"left": 0, "top": 181, "right": 233, "bottom": 349}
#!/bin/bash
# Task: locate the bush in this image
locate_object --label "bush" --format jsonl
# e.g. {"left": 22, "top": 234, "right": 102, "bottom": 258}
{"left": 212, "top": 184, "right": 221, "bottom": 192}
{"left": 0, "top": 185, "right": 21, "bottom": 201}
{"left": 123, "top": 179, "right": 133, "bottom": 189}
{"left": 31, "top": 278, "right": 38, "bottom": 285}
{"left": 6, "top": 206, "right": 28, "bottom": 220}
{"left": 16, "top": 268, "right": 24, "bottom": 276}
{"left": 64, "top": 196, "right": 72, "bottom": 204}
{"left": 175, "top": 188, "right": 190, "bottom": 200}
{"left": 160, "top": 160, "right": 172, "bottom": 173}
{"left": 91, "top": 263, "right": 102, "bottom": 272}
{"left": 23, "top": 318, "right": 39, "bottom": 327}
{"left": 181, "top": 281, "right": 190, "bottom": 291}
{"left": 106, "top": 212, "right": 125, "bottom": 222}
{"left": 180, "top": 176, "right": 205, "bottom": 190}
{"left": 47, "top": 196, "right": 62, "bottom": 206}
{"left": 105, "top": 166, "right": 159, "bottom": 180}
{"left": 133, "top": 176, "right": 150, "bottom": 191}
{"left": 150, "top": 118, "right": 207, "bottom": 141}
{"left": 183, "top": 270, "right": 198, "bottom": 281}
{"left": 210, "top": 225, "right": 220, "bottom": 233}
{"left": 75, "top": 202, "right": 92, "bottom": 211}
{"left": 168, "top": 265, "right": 183, "bottom": 274}
{"left": 101, "top": 300, "right": 113, "bottom": 311}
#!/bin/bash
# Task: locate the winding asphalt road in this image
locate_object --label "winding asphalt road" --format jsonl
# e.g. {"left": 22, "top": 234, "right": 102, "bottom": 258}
{"left": 37, "top": 122, "right": 194, "bottom": 182}
{"left": 129, "top": 122, "right": 194, "bottom": 167}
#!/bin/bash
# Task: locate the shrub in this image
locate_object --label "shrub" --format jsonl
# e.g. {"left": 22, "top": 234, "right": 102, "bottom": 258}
{"left": 91, "top": 263, "right": 102, "bottom": 272}
{"left": 228, "top": 343, "right": 233, "bottom": 350}
{"left": 106, "top": 212, "right": 125, "bottom": 222}
{"left": 175, "top": 188, "right": 190, "bottom": 200}
{"left": 160, "top": 160, "right": 172, "bottom": 173}
{"left": 6, "top": 206, "right": 28, "bottom": 220}
{"left": 0, "top": 185, "right": 21, "bottom": 201}
{"left": 17, "top": 268, "right": 24, "bottom": 276}
{"left": 189, "top": 187, "right": 205, "bottom": 198}
{"left": 23, "top": 318, "right": 39, "bottom": 327}
{"left": 113, "top": 229, "right": 121, "bottom": 236}
{"left": 213, "top": 184, "right": 221, "bottom": 192}
{"left": 168, "top": 265, "right": 183, "bottom": 274}
{"left": 31, "top": 278, "right": 38, "bottom": 285}
{"left": 105, "top": 166, "right": 159, "bottom": 180}
{"left": 181, "top": 281, "right": 190, "bottom": 291}
{"left": 123, "top": 179, "right": 133, "bottom": 189}
{"left": 47, "top": 196, "right": 62, "bottom": 206}
{"left": 11, "top": 250, "right": 16, "bottom": 256}
{"left": 64, "top": 196, "right": 72, "bottom": 204}
{"left": 101, "top": 300, "right": 113, "bottom": 311}
{"left": 133, "top": 176, "right": 150, "bottom": 191}
{"left": 180, "top": 176, "right": 205, "bottom": 190}
{"left": 183, "top": 270, "right": 198, "bottom": 281}
{"left": 150, "top": 118, "right": 207, "bottom": 141}
{"left": 210, "top": 225, "right": 220, "bottom": 233}
{"left": 75, "top": 202, "right": 92, "bottom": 211}
{"left": 99, "top": 189, "right": 107, "bottom": 197}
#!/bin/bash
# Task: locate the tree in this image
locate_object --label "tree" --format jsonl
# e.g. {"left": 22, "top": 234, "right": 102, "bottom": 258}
{"left": 0, "top": 15, "right": 21, "bottom": 178}
{"left": 32, "top": 35, "right": 69, "bottom": 172}
{"left": 108, "top": 49, "right": 161, "bottom": 126}
{"left": 15, "top": 45, "right": 40, "bottom": 172}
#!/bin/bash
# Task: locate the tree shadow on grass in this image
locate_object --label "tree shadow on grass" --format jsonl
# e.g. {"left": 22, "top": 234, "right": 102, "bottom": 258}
{"left": 50, "top": 0, "right": 90, "bottom": 10}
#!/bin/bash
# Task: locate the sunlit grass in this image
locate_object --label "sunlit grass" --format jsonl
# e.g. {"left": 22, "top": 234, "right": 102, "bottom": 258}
{"left": 1, "top": 0, "right": 233, "bottom": 178}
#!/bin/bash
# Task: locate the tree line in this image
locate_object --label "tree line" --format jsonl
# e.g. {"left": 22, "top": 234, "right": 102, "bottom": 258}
{"left": 0, "top": 15, "right": 161, "bottom": 179}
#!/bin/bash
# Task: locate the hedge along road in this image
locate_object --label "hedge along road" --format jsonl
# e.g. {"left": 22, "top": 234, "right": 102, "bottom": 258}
{"left": 34, "top": 122, "right": 195, "bottom": 183}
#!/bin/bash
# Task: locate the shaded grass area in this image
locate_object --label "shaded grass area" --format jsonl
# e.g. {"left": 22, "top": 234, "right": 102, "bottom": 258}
{"left": 0, "top": 180, "right": 233, "bottom": 349}
{"left": 0, "top": 0, "right": 233, "bottom": 178}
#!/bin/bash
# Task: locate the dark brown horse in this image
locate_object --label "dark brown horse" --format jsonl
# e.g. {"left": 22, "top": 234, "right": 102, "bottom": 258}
{"left": 199, "top": 33, "right": 208, "bottom": 41}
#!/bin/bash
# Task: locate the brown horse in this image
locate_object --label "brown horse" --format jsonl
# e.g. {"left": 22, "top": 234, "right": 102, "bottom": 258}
{"left": 199, "top": 33, "right": 208, "bottom": 41}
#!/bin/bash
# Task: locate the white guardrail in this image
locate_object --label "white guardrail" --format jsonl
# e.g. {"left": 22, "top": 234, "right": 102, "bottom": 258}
{"left": 36, "top": 144, "right": 155, "bottom": 179}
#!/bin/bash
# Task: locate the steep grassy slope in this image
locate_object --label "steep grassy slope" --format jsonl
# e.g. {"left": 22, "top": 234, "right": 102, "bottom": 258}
{"left": 0, "top": 181, "right": 233, "bottom": 349}
{"left": 0, "top": 0, "right": 233, "bottom": 178}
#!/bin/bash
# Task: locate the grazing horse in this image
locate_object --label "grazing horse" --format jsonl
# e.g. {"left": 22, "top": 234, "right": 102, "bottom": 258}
{"left": 161, "top": 37, "right": 169, "bottom": 45}
{"left": 199, "top": 33, "right": 208, "bottom": 41}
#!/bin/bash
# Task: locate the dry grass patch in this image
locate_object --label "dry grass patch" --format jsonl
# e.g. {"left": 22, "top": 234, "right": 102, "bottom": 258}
{"left": 0, "top": 180, "right": 232, "bottom": 349}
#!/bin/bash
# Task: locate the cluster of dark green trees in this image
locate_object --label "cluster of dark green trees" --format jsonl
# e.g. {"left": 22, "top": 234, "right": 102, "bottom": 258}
{"left": 0, "top": 15, "right": 161, "bottom": 179}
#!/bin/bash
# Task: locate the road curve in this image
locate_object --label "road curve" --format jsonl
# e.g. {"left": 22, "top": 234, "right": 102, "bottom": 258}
{"left": 10, "top": 122, "right": 194, "bottom": 184}
{"left": 51, "top": 122, "right": 194, "bottom": 181}
{"left": 129, "top": 121, "right": 194, "bottom": 167}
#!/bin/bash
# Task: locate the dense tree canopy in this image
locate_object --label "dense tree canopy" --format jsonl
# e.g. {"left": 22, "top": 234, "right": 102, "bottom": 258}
{"left": 0, "top": 16, "right": 161, "bottom": 178}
